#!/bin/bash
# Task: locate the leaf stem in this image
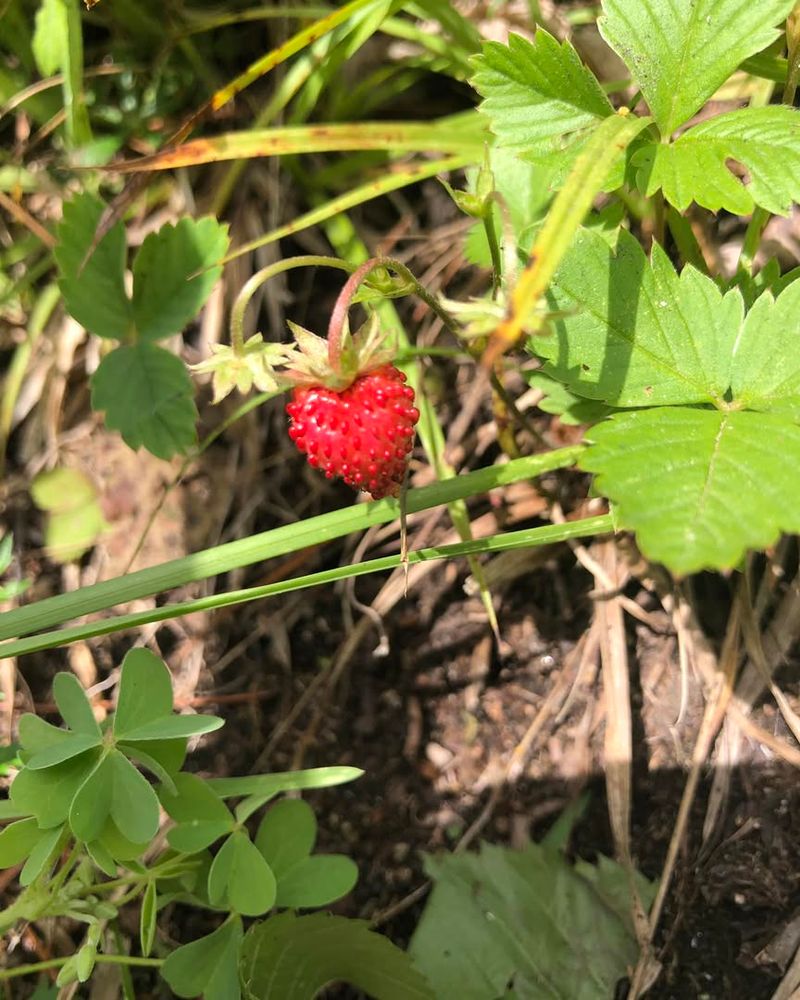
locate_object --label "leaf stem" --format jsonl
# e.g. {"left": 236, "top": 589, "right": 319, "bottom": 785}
{"left": 230, "top": 254, "right": 351, "bottom": 355}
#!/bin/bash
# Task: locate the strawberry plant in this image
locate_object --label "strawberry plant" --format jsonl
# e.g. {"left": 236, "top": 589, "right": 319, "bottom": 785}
{"left": 5, "top": 0, "right": 800, "bottom": 995}
{"left": 54, "top": 193, "right": 229, "bottom": 460}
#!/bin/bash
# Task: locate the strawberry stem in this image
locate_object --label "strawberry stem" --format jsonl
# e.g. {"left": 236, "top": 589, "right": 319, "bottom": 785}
{"left": 230, "top": 255, "right": 352, "bottom": 356}
{"left": 327, "top": 256, "right": 460, "bottom": 372}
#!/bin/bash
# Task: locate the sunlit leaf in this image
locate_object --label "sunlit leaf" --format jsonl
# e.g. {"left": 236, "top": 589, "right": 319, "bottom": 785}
{"left": 635, "top": 106, "right": 800, "bottom": 215}
{"left": 583, "top": 408, "right": 800, "bottom": 573}
{"left": 598, "top": 0, "right": 795, "bottom": 134}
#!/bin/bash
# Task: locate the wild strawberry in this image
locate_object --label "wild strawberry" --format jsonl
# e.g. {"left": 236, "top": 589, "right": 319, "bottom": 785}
{"left": 279, "top": 315, "right": 419, "bottom": 499}
{"left": 287, "top": 365, "right": 419, "bottom": 499}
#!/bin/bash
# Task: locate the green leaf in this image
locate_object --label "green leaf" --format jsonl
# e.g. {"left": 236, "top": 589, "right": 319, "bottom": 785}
{"left": 119, "top": 743, "right": 178, "bottom": 794}
{"left": 120, "top": 714, "right": 223, "bottom": 742}
{"left": 0, "top": 816, "right": 44, "bottom": 867}
{"left": 162, "top": 917, "right": 243, "bottom": 1000}
{"left": 91, "top": 343, "right": 197, "bottom": 459}
{"left": 254, "top": 799, "right": 317, "bottom": 878}
{"left": 109, "top": 749, "right": 160, "bottom": 844}
{"left": 69, "top": 754, "right": 113, "bottom": 842}
{"left": 635, "top": 106, "right": 800, "bottom": 216}
{"left": 583, "top": 408, "right": 800, "bottom": 574}
{"left": 31, "top": 468, "right": 106, "bottom": 563}
{"left": 125, "top": 737, "right": 187, "bottom": 777}
{"left": 208, "top": 831, "right": 276, "bottom": 917}
{"left": 11, "top": 752, "right": 98, "bottom": 828}
{"left": 52, "top": 673, "right": 101, "bottom": 736}
{"left": 162, "top": 773, "right": 234, "bottom": 854}
{"left": 26, "top": 732, "right": 102, "bottom": 770}
{"left": 18, "top": 714, "right": 72, "bottom": 755}
{"left": 240, "top": 912, "right": 434, "bottom": 1000}
{"left": 132, "top": 217, "right": 229, "bottom": 341}
{"left": 525, "top": 371, "right": 612, "bottom": 426}
{"left": 140, "top": 881, "right": 157, "bottom": 957}
{"left": 113, "top": 648, "right": 174, "bottom": 737}
{"left": 275, "top": 855, "right": 358, "bottom": 909}
{"left": 472, "top": 30, "right": 612, "bottom": 169}
{"left": 96, "top": 817, "right": 150, "bottom": 862}
{"left": 55, "top": 194, "right": 132, "bottom": 341}
{"left": 20, "top": 825, "right": 63, "bottom": 886}
{"left": 32, "top": 0, "right": 67, "bottom": 76}
{"left": 730, "top": 278, "right": 800, "bottom": 414}
{"left": 409, "top": 842, "right": 654, "bottom": 1000}
{"left": 208, "top": 766, "right": 363, "bottom": 800}
{"left": 538, "top": 228, "right": 743, "bottom": 406}
{"left": 598, "top": 0, "right": 796, "bottom": 135}
{"left": 85, "top": 838, "right": 118, "bottom": 877}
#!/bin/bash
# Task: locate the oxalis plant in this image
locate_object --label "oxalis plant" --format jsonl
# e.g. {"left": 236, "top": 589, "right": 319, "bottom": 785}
{"left": 0, "top": 649, "right": 434, "bottom": 998}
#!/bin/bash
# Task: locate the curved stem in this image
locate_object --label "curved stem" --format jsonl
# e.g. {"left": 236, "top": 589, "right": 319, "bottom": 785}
{"left": 230, "top": 254, "right": 352, "bottom": 355}
{"left": 326, "top": 256, "right": 460, "bottom": 371}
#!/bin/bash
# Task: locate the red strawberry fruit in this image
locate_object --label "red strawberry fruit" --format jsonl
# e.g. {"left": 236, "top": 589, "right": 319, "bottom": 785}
{"left": 287, "top": 365, "right": 419, "bottom": 499}
{"left": 280, "top": 316, "right": 419, "bottom": 499}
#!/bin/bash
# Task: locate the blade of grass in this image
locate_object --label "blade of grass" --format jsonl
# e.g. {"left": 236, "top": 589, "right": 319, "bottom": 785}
{"left": 0, "top": 448, "right": 584, "bottom": 643}
{"left": 111, "top": 119, "right": 486, "bottom": 172}
{"left": 484, "top": 111, "right": 652, "bottom": 365}
{"left": 0, "top": 514, "right": 612, "bottom": 659}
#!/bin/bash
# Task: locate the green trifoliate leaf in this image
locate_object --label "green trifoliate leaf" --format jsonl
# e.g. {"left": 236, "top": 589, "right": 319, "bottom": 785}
{"left": 91, "top": 343, "right": 197, "bottom": 459}
{"left": 254, "top": 799, "right": 316, "bottom": 877}
{"left": 162, "top": 772, "right": 234, "bottom": 854}
{"left": 274, "top": 855, "right": 358, "bottom": 909}
{"left": 538, "top": 228, "right": 743, "bottom": 407}
{"left": 11, "top": 753, "right": 98, "bottom": 828}
{"left": 162, "top": 917, "right": 243, "bottom": 1000}
{"left": 583, "top": 408, "right": 800, "bottom": 574}
{"left": 55, "top": 194, "right": 132, "bottom": 341}
{"left": 0, "top": 817, "right": 45, "bottom": 867}
{"left": 69, "top": 754, "right": 113, "bottom": 842}
{"left": 25, "top": 732, "right": 102, "bottom": 770}
{"left": 109, "top": 749, "right": 161, "bottom": 843}
{"left": 208, "top": 831, "right": 276, "bottom": 916}
{"left": 635, "top": 106, "right": 800, "bottom": 215}
{"left": 52, "top": 672, "right": 101, "bottom": 737}
{"left": 20, "top": 824, "right": 63, "bottom": 886}
{"left": 241, "top": 912, "right": 434, "bottom": 1000}
{"left": 598, "top": 0, "right": 796, "bottom": 135}
{"left": 18, "top": 713, "right": 74, "bottom": 755}
{"left": 472, "top": 29, "right": 612, "bottom": 172}
{"left": 132, "top": 217, "right": 229, "bottom": 341}
{"left": 114, "top": 648, "right": 174, "bottom": 735}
